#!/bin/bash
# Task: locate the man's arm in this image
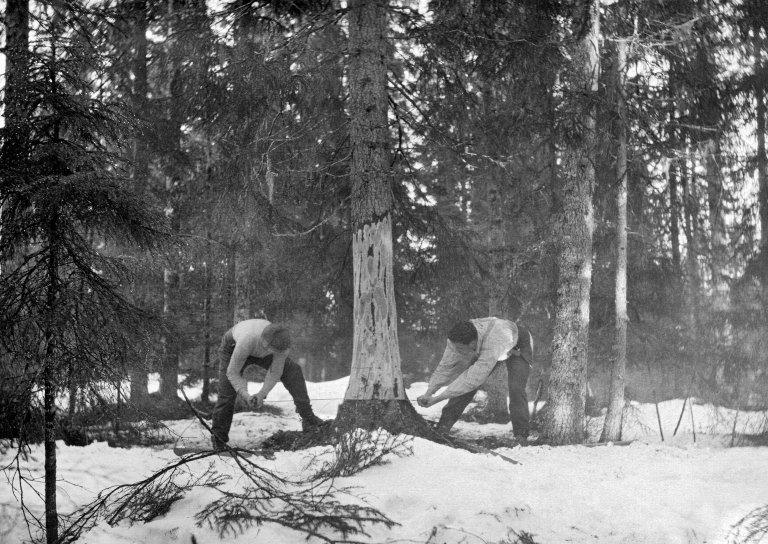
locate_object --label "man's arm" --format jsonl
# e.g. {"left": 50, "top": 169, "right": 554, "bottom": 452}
{"left": 226, "top": 340, "right": 256, "bottom": 402}
{"left": 256, "top": 352, "right": 286, "bottom": 401}
{"left": 425, "top": 343, "right": 463, "bottom": 393}
{"left": 436, "top": 351, "right": 498, "bottom": 399}
{"left": 431, "top": 324, "right": 515, "bottom": 401}
{"left": 417, "top": 343, "right": 466, "bottom": 407}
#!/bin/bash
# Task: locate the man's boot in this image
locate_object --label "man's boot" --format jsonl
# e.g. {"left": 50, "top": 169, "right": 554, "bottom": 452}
{"left": 301, "top": 413, "right": 327, "bottom": 432}
{"left": 211, "top": 435, "right": 227, "bottom": 452}
{"left": 296, "top": 401, "right": 327, "bottom": 432}
{"left": 434, "top": 414, "right": 457, "bottom": 435}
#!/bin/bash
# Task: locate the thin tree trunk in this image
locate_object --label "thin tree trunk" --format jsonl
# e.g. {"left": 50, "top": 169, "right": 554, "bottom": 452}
{"left": 601, "top": 39, "right": 629, "bottom": 443}
{"left": 130, "top": 0, "right": 149, "bottom": 195}
{"left": 682, "top": 145, "right": 699, "bottom": 334}
{"left": 666, "top": 54, "right": 683, "bottom": 276}
{"left": 128, "top": 0, "right": 150, "bottom": 405}
{"left": 754, "top": 35, "right": 768, "bottom": 309}
{"left": 669, "top": 164, "right": 681, "bottom": 270}
{"left": 43, "top": 241, "right": 59, "bottom": 543}
{"left": 233, "top": 245, "right": 251, "bottom": 323}
{"left": 43, "top": 271, "right": 59, "bottom": 542}
{"left": 758, "top": 52, "right": 768, "bottom": 256}
{"left": 160, "top": 62, "right": 183, "bottom": 400}
{"left": 755, "top": 63, "right": 768, "bottom": 258}
{"left": 44, "top": 365, "right": 58, "bottom": 544}
{"left": 225, "top": 244, "right": 236, "bottom": 329}
{"left": 161, "top": 265, "right": 180, "bottom": 398}
{"left": 543, "top": 0, "right": 600, "bottom": 445}
{"left": 43, "top": 34, "right": 62, "bottom": 543}
{"left": 202, "top": 233, "right": 212, "bottom": 403}
{"left": 704, "top": 138, "right": 729, "bottom": 311}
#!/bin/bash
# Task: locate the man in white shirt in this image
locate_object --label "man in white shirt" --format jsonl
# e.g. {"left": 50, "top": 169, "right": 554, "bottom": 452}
{"left": 417, "top": 318, "right": 533, "bottom": 441}
{"left": 210, "top": 319, "right": 324, "bottom": 450}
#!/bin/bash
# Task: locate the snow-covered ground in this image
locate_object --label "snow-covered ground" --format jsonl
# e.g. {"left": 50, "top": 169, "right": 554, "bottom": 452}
{"left": 3, "top": 376, "right": 768, "bottom": 544}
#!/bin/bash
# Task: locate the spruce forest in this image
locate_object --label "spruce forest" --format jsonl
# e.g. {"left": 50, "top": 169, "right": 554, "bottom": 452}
{"left": 3, "top": 0, "right": 768, "bottom": 541}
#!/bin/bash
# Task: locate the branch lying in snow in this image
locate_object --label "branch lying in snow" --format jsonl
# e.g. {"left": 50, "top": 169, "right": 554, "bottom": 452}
{"left": 55, "top": 394, "right": 399, "bottom": 543}
{"left": 727, "top": 505, "right": 768, "bottom": 544}
{"left": 310, "top": 428, "right": 414, "bottom": 480}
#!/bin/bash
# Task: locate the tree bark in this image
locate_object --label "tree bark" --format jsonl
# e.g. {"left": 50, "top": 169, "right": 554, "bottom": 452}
{"left": 755, "top": 34, "right": 768, "bottom": 317}
{"left": 128, "top": 0, "right": 150, "bottom": 406}
{"left": 233, "top": 244, "right": 252, "bottom": 323}
{"left": 161, "top": 265, "right": 180, "bottom": 398}
{"left": 475, "top": 179, "right": 510, "bottom": 422}
{"left": 669, "top": 165, "right": 681, "bottom": 271}
{"left": 225, "top": 244, "right": 236, "bottom": 329}
{"left": 666, "top": 53, "right": 683, "bottom": 276}
{"left": 704, "top": 138, "right": 729, "bottom": 311}
{"left": 44, "top": 209, "right": 61, "bottom": 544}
{"left": 1, "top": 0, "right": 30, "bottom": 169}
{"left": 160, "top": 59, "right": 183, "bottom": 400}
{"left": 1, "top": 0, "right": 30, "bottom": 277}
{"left": 44, "top": 365, "right": 58, "bottom": 544}
{"left": 682, "top": 146, "right": 700, "bottom": 335}
{"left": 337, "top": 0, "right": 429, "bottom": 433}
{"left": 202, "top": 233, "right": 212, "bottom": 403}
{"left": 481, "top": 363, "right": 510, "bottom": 422}
{"left": 601, "top": 38, "right": 628, "bottom": 443}
{"left": 758, "top": 37, "right": 768, "bottom": 260}
{"left": 543, "top": 0, "right": 600, "bottom": 445}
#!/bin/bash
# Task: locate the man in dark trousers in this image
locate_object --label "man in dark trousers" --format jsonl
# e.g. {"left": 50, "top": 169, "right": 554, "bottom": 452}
{"left": 210, "top": 318, "right": 324, "bottom": 450}
{"left": 417, "top": 318, "right": 534, "bottom": 443}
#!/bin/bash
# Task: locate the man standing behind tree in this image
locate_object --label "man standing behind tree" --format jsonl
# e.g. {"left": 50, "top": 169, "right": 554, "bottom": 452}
{"left": 417, "top": 318, "right": 534, "bottom": 443}
{"left": 211, "top": 319, "right": 325, "bottom": 451}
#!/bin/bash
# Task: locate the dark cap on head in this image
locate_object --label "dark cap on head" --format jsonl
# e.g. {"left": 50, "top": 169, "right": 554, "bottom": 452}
{"left": 447, "top": 321, "right": 477, "bottom": 345}
{"left": 263, "top": 324, "right": 291, "bottom": 351}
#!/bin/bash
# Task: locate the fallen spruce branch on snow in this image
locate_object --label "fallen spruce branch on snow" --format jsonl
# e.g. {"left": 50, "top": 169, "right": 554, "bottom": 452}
{"left": 309, "top": 427, "right": 414, "bottom": 480}
{"left": 727, "top": 504, "right": 768, "bottom": 544}
{"left": 53, "top": 393, "right": 404, "bottom": 543}
{"left": 55, "top": 433, "right": 399, "bottom": 543}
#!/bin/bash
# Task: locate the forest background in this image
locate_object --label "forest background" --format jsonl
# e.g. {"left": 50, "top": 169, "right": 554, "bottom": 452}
{"left": 3, "top": 0, "right": 768, "bottom": 437}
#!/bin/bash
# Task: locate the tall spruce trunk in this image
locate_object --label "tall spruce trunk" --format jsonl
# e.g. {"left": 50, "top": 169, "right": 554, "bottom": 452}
{"left": 543, "top": 0, "right": 600, "bottom": 445}
{"left": 128, "top": 0, "right": 150, "bottom": 405}
{"left": 601, "top": 39, "right": 629, "bottom": 442}
{"left": 1, "top": 0, "right": 29, "bottom": 167}
{"left": 1, "top": 0, "right": 30, "bottom": 277}
{"left": 478, "top": 180, "right": 510, "bottom": 422}
{"left": 336, "top": 0, "right": 427, "bottom": 433}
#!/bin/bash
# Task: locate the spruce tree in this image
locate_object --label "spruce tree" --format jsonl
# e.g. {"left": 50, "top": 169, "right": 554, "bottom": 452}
{"left": 0, "top": 3, "right": 167, "bottom": 541}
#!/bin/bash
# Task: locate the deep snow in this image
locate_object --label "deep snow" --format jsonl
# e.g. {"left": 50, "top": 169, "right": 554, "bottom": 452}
{"left": 2, "top": 376, "right": 768, "bottom": 544}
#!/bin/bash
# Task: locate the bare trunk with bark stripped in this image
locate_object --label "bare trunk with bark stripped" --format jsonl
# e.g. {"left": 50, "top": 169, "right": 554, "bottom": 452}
{"left": 336, "top": 0, "right": 430, "bottom": 434}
